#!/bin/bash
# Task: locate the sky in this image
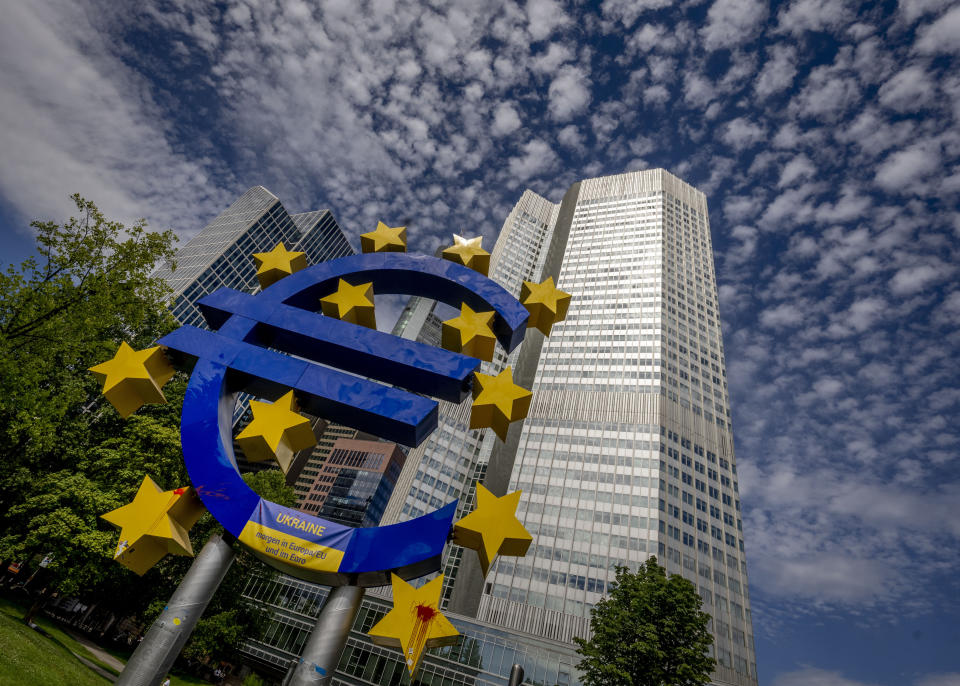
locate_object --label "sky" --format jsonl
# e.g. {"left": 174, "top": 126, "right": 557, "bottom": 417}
{"left": 1, "top": 0, "right": 959, "bottom": 684}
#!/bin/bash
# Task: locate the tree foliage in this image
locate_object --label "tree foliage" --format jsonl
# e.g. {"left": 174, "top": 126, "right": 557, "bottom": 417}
{"left": 574, "top": 558, "right": 715, "bottom": 686}
{"left": 0, "top": 196, "right": 293, "bottom": 664}
{"left": 0, "top": 194, "right": 177, "bottom": 469}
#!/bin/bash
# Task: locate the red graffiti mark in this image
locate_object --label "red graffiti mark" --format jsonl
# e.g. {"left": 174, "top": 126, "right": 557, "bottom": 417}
{"left": 415, "top": 604, "right": 438, "bottom": 623}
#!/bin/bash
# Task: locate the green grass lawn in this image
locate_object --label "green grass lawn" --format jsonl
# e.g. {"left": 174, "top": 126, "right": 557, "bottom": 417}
{"left": 0, "top": 597, "right": 209, "bottom": 686}
{"left": 0, "top": 602, "right": 110, "bottom": 686}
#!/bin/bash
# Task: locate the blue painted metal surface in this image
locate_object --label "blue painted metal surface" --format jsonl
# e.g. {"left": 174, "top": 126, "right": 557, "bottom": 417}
{"left": 161, "top": 253, "right": 529, "bottom": 585}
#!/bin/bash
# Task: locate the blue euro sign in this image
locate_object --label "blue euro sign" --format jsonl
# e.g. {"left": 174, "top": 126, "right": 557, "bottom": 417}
{"left": 158, "top": 253, "right": 530, "bottom": 586}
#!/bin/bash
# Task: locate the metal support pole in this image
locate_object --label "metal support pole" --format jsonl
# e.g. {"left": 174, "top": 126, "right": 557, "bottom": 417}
{"left": 508, "top": 663, "right": 525, "bottom": 686}
{"left": 117, "top": 533, "right": 236, "bottom": 686}
{"left": 286, "top": 585, "right": 365, "bottom": 686}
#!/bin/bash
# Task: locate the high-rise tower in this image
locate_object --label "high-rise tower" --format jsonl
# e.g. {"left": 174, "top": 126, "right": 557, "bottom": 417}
{"left": 153, "top": 186, "right": 353, "bottom": 327}
{"left": 387, "top": 170, "right": 757, "bottom": 686}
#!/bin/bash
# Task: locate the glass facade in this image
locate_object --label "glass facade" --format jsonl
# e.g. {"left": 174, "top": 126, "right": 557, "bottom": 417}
{"left": 241, "top": 575, "right": 580, "bottom": 686}
{"left": 474, "top": 170, "right": 757, "bottom": 686}
{"left": 153, "top": 186, "right": 354, "bottom": 328}
{"left": 380, "top": 190, "right": 563, "bottom": 608}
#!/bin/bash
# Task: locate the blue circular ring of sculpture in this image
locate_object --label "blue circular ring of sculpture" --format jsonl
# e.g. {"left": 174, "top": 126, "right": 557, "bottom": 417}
{"left": 160, "top": 253, "right": 530, "bottom": 586}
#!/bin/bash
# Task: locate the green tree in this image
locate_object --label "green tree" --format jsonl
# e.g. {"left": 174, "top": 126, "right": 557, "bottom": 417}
{"left": 574, "top": 558, "right": 715, "bottom": 686}
{"left": 0, "top": 196, "right": 178, "bottom": 621}
{"left": 0, "top": 194, "right": 177, "bottom": 472}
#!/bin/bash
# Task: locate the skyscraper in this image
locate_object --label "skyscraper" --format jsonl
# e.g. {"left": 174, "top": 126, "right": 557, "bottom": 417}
{"left": 153, "top": 185, "right": 353, "bottom": 327}
{"left": 385, "top": 169, "right": 757, "bottom": 686}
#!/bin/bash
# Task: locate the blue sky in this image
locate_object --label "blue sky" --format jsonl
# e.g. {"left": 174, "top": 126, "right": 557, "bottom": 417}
{"left": 1, "top": 1, "right": 959, "bottom": 684}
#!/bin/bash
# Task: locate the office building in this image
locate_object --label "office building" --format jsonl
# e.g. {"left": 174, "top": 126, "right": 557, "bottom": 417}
{"left": 300, "top": 438, "right": 405, "bottom": 527}
{"left": 153, "top": 185, "right": 354, "bottom": 327}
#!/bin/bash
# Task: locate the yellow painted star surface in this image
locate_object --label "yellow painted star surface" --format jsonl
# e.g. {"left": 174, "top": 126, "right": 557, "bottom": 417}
{"left": 101, "top": 476, "right": 205, "bottom": 575}
{"left": 521, "top": 276, "right": 571, "bottom": 336}
{"left": 235, "top": 391, "right": 316, "bottom": 473}
{"left": 441, "top": 303, "right": 497, "bottom": 361}
{"left": 89, "top": 343, "right": 175, "bottom": 418}
{"left": 252, "top": 242, "right": 307, "bottom": 289}
{"left": 319, "top": 279, "right": 377, "bottom": 329}
{"left": 453, "top": 483, "right": 532, "bottom": 576}
{"left": 470, "top": 366, "right": 532, "bottom": 441}
{"left": 441, "top": 234, "right": 490, "bottom": 275}
{"left": 368, "top": 574, "right": 459, "bottom": 677}
{"left": 361, "top": 221, "right": 407, "bottom": 253}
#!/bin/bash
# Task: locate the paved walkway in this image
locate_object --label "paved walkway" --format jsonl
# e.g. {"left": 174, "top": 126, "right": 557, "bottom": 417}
{"left": 66, "top": 628, "right": 126, "bottom": 672}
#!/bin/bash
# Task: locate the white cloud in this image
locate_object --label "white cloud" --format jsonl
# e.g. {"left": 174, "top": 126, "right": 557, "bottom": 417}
{"left": 890, "top": 263, "right": 950, "bottom": 295}
{"left": 700, "top": 0, "right": 768, "bottom": 50}
{"left": 626, "top": 23, "right": 678, "bottom": 55}
{"left": 507, "top": 139, "right": 559, "bottom": 180}
{"left": 683, "top": 73, "right": 717, "bottom": 107}
{"left": 600, "top": 0, "right": 673, "bottom": 29}
{"left": 526, "top": 0, "right": 570, "bottom": 42}
{"left": 548, "top": 65, "right": 592, "bottom": 121}
{"left": 778, "top": 153, "right": 815, "bottom": 187}
{"left": 531, "top": 43, "right": 575, "bottom": 73}
{"left": 721, "top": 117, "right": 767, "bottom": 148}
{"left": 776, "top": 0, "right": 854, "bottom": 36}
{"left": 556, "top": 124, "right": 585, "bottom": 149}
{"left": 491, "top": 102, "right": 522, "bottom": 136}
{"left": 875, "top": 141, "right": 941, "bottom": 191}
{"left": 755, "top": 44, "right": 798, "bottom": 98}
{"left": 791, "top": 64, "right": 862, "bottom": 120}
{"left": 643, "top": 84, "right": 671, "bottom": 106}
{"left": 759, "top": 303, "right": 806, "bottom": 328}
{"left": 879, "top": 65, "right": 937, "bottom": 111}
{"left": 847, "top": 297, "right": 887, "bottom": 331}
{"left": 0, "top": 2, "right": 235, "bottom": 239}
{"left": 915, "top": 6, "right": 960, "bottom": 53}
{"left": 899, "top": 0, "right": 955, "bottom": 22}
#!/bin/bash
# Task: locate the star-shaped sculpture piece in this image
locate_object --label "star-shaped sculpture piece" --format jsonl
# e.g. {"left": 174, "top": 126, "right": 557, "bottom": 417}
{"left": 252, "top": 242, "right": 307, "bottom": 289}
{"left": 470, "top": 367, "right": 532, "bottom": 441}
{"left": 521, "top": 276, "right": 571, "bottom": 336}
{"left": 453, "top": 483, "right": 532, "bottom": 576}
{"left": 368, "top": 574, "right": 459, "bottom": 677}
{"left": 441, "top": 234, "right": 490, "bottom": 275}
{"left": 361, "top": 221, "right": 407, "bottom": 253}
{"left": 319, "top": 279, "right": 377, "bottom": 329}
{"left": 441, "top": 303, "right": 497, "bottom": 361}
{"left": 89, "top": 343, "right": 175, "bottom": 418}
{"left": 101, "top": 475, "right": 205, "bottom": 575}
{"left": 235, "top": 390, "right": 316, "bottom": 473}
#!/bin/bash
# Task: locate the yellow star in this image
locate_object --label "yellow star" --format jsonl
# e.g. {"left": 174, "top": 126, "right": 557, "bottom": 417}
{"left": 88, "top": 342, "right": 175, "bottom": 418}
{"left": 235, "top": 391, "right": 316, "bottom": 473}
{"left": 453, "top": 483, "right": 532, "bottom": 577}
{"left": 101, "top": 476, "right": 205, "bottom": 575}
{"left": 441, "top": 303, "right": 497, "bottom": 361}
{"left": 319, "top": 279, "right": 377, "bottom": 329}
{"left": 361, "top": 221, "right": 407, "bottom": 253}
{"left": 470, "top": 367, "right": 532, "bottom": 441}
{"left": 442, "top": 234, "right": 490, "bottom": 275}
{"left": 252, "top": 242, "right": 307, "bottom": 289}
{"left": 368, "top": 574, "right": 459, "bottom": 677}
{"left": 521, "top": 276, "right": 571, "bottom": 336}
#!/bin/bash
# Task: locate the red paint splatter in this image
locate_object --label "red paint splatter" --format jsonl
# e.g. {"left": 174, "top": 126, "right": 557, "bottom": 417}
{"left": 174, "top": 488, "right": 186, "bottom": 495}
{"left": 415, "top": 604, "right": 438, "bottom": 622}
